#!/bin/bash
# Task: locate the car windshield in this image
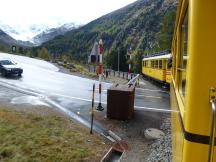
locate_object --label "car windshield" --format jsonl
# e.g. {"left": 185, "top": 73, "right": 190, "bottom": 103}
{"left": 0, "top": 60, "right": 15, "bottom": 65}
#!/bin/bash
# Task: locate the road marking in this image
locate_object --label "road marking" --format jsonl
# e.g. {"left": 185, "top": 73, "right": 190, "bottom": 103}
{"left": 135, "top": 95, "right": 162, "bottom": 99}
{"left": 0, "top": 80, "right": 44, "bottom": 97}
{"left": 46, "top": 98, "right": 103, "bottom": 133}
{"left": 0, "top": 80, "right": 174, "bottom": 114}
{"left": 136, "top": 88, "right": 169, "bottom": 93}
{"left": 139, "top": 82, "right": 146, "bottom": 85}
{"left": 134, "top": 106, "right": 178, "bottom": 113}
{"left": 49, "top": 93, "right": 107, "bottom": 105}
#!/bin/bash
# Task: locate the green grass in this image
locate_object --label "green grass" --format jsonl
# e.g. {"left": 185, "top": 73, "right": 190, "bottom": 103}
{"left": 0, "top": 108, "right": 109, "bottom": 162}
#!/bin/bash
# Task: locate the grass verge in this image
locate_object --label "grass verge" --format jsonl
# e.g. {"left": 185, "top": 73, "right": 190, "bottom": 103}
{"left": 0, "top": 107, "right": 110, "bottom": 162}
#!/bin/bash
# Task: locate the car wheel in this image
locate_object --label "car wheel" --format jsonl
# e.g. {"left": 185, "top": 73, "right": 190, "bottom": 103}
{"left": 18, "top": 73, "right": 22, "bottom": 77}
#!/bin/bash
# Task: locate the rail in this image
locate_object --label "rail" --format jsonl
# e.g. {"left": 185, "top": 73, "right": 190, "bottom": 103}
{"left": 208, "top": 88, "right": 216, "bottom": 162}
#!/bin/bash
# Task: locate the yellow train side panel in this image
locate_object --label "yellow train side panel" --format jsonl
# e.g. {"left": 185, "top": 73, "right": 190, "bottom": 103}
{"left": 185, "top": 0, "right": 216, "bottom": 136}
{"left": 171, "top": 0, "right": 216, "bottom": 161}
{"left": 165, "top": 70, "right": 171, "bottom": 84}
{"left": 182, "top": 141, "right": 216, "bottom": 162}
{"left": 171, "top": 80, "right": 216, "bottom": 162}
{"left": 143, "top": 67, "right": 166, "bottom": 82}
{"left": 171, "top": 83, "right": 184, "bottom": 162}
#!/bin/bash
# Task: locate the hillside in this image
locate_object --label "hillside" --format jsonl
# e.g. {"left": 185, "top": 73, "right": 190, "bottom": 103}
{"left": 0, "top": 29, "right": 15, "bottom": 52}
{"left": 0, "top": 29, "right": 17, "bottom": 46}
{"left": 42, "top": 0, "right": 178, "bottom": 72}
{"left": 0, "top": 29, "right": 34, "bottom": 50}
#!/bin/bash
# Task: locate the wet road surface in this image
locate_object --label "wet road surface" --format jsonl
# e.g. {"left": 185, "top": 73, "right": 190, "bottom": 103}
{"left": 0, "top": 52, "right": 170, "bottom": 134}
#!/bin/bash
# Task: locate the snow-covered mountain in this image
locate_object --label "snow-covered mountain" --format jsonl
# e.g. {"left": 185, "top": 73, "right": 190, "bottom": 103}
{"left": 0, "top": 21, "right": 79, "bottom": 46}
{"left": 32, "top": 23, "right": 79, "bottom": 45}
{"left": 0, "top": 21, "right": 38, "bottom": 42}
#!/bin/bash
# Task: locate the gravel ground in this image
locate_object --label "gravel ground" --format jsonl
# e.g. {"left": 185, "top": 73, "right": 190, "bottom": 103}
{"left": 146, "top": 117, "right": 172, "bottom": 162}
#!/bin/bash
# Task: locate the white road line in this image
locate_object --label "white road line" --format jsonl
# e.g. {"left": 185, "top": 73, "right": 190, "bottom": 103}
{"left": 0, "top": 80, "right": 174, "bottom": 114}
{"left": 49, "top": 92, "right": 107, "bottom": 104}
{"left": 91, "top": 89, "right": 107, "bottom": 92}
{"left": 135, "top": 95, "right": 162, "bottom": 99}
{"left": 0, "top": 81, "right": 43, "bottom": 97}
{"left": 139, "top": 82, "right": 146, "bottom": 85}
{"left": 134, "top": 106, "right": 178, "bottom": 113}
{"left": 46, "top": 98, "right": 103, "bottom": 133}
{"left": 136, "top": 88, "right": 169, "bottom": 93}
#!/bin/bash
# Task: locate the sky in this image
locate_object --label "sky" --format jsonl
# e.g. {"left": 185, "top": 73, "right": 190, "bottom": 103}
{"left": 0, "top": 0, "right": 137, "bottom": 28}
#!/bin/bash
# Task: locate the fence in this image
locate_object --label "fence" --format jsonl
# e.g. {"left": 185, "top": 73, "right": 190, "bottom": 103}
{"left": 88, "top": 65, "right": 137, "bottom": 80}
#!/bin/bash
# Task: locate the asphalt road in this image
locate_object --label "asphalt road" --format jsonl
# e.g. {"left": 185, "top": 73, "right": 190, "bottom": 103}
{"left": 0, "top": 52, "right": 170, "bottom": 134}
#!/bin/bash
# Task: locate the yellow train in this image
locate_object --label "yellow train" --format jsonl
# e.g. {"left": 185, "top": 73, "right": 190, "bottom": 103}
{"left": 142, "top": 51, "right": 172, "bottom": 85}
{"left": 171, "top": 0, "right": 216, "bottom": 162}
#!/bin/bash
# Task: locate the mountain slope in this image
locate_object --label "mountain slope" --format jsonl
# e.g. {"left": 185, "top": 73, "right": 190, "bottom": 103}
{"left": 0, "top": 28, "right": 34, "bottom": 47}
{"left": 0, "top": 29, "right": 18, "bottom": 45}
{"left": 41, "top": 0, "right": 178, "bottom": 72}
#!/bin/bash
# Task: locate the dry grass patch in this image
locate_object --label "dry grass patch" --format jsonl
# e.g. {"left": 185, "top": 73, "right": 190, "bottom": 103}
{"left": 0, "top": 107, "right": 110, "bottom": 162}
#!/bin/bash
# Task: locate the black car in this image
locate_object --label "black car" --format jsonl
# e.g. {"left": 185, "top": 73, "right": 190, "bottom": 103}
{"left": 0, "top": 59, "right": 23, "bottom": 77}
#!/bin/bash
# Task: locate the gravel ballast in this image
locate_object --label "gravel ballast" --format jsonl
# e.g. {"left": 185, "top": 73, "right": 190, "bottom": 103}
{"left": 146, "top": 117, "right": 172, "bottom": 162}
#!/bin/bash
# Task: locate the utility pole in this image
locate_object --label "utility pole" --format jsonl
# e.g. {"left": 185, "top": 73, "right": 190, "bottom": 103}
{"left": 118, "top": 49, "right": 120, "bottom": 72}
{"left": 96, "top": 39, "right": 104, "bottom": 111}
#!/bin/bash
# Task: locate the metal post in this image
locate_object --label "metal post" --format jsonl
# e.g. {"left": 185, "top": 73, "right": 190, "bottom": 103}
{"left": 96, "top": 39, "right": 104, "bottom": 111}
{"left": 128, "top": 47, "right": 132, "bottom": 80}
{"left": 208, "top": 88, "right": 216, "bottom": 162}
{"left": 90, "top": 83, "right": 95, "bottom": 134}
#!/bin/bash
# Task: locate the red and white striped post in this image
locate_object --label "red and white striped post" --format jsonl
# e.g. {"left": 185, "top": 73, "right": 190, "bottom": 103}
{"left": 128, "top": 47, "right": 132, "bottom": 80}
{"left": 96, "top": 39, "right": 104, "bottom": 111}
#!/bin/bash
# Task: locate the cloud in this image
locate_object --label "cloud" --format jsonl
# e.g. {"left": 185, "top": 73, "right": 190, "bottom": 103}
{"left": 0, "top": 0, "right": 136, "bottom": 27}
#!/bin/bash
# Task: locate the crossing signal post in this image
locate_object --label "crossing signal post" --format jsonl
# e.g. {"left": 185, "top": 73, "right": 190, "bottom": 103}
{"left": 96, "top": 39, "right": 104, "bottom": 111}
{"left": 127, "top": 47, "right": 132, "bottom": 80}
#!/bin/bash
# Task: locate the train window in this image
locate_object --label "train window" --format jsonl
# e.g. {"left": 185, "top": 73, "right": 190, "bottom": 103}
{"left": 159, "top": 60, "right": 162, "bottom": 69}
{"left": 142, "top": 61, "right": 144, "bottom": 67}
{"left": 155, "top": 60, "right": 158, "bottom": 68}
{"left": 179, "top": 11, "right": 188, "bottom": 99}
{"left": 146, "top": 61, "right": 148, "bottom": 67}
{"left": 151, "top": 60, "right": 154, "bottom": 68}
{"left": 172, "top": 41, "right": 177, "bottom": 78}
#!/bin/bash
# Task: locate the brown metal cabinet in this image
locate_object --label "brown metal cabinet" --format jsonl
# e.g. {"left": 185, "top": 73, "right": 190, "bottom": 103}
{"left": 107, "top": 84, "right": 135, "bottom": 120}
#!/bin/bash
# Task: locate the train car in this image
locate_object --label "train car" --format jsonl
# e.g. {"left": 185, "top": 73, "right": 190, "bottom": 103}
{"left": 142, "top": 52, "right": 171, "bottom": 85}
{"left": 171, "top": 0, "right": 216, "bottom": 161}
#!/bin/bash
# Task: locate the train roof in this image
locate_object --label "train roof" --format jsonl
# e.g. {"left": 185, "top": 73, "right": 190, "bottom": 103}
{"left": 143, "top": 53, "right": 172, "bottom": 61}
